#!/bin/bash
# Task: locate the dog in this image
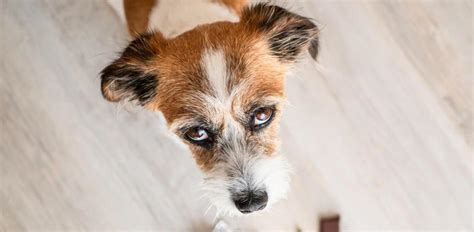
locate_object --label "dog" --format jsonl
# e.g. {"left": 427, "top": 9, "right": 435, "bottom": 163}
{"left": 102, "top": 0, "right": 319, "bottom": 216}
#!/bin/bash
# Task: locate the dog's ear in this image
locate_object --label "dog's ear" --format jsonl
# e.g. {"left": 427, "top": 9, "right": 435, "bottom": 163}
{"left": 241, "top": 3, "right": 320, "bottom": 62}
{"left": 100, "top": 32, "right": 165, "bottom": 106}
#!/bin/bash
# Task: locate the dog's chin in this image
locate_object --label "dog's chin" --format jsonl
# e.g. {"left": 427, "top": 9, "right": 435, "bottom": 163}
{"left": 201, "top": 154, "right": 291, "bottom": 216}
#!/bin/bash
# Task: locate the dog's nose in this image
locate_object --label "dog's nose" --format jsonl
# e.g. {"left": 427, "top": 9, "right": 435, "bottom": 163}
{"left": 233, "top": 190, "right": 268, "bottom": 214}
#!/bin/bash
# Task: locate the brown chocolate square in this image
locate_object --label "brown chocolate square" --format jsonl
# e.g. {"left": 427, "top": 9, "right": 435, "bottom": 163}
{"left": 320, "top": 216, "right": 340, "bottom": 232}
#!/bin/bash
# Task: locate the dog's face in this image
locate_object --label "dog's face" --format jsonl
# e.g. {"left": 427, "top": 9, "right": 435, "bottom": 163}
{"left": 101, "top": 4, "right": 318, "bottom": 215}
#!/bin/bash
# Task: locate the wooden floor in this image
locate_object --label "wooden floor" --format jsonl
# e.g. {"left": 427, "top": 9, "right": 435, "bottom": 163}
{"left": 1, "top": 0, "right": 472, "bottom": 231}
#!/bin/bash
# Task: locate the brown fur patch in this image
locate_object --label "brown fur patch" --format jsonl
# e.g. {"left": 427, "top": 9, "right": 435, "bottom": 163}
{"left": 124, "top": 0, "right": 156, "bottom": 37}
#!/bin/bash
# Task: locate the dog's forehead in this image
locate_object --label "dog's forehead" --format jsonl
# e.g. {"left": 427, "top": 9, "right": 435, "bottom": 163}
{"left": 155, "top": 23, "right": 286, "bottom": 123}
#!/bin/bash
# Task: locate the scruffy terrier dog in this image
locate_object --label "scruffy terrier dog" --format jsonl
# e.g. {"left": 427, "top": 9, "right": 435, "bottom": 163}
{"left": 102, "top": 0, "right": 319, "bottom": 215}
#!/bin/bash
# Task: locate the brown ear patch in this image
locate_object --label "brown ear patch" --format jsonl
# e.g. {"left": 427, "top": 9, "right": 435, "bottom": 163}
{"left": 241, "top": 3, "right": 320, "bottom": 61}
{"left": 100, "top": 32, "right": 165, "bottom": 105}
{"left": 124, "top": 0, "right": 156, "bottom": 37}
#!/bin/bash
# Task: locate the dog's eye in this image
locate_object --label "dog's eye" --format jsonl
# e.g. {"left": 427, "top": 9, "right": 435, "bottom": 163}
{"left": 252, "top": 107, "right": 274, "bottom": 130}
{"left": 186, "top": 127, "right": 209, "bottom": 141}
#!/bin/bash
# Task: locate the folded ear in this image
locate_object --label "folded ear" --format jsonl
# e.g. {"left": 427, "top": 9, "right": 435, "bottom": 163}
{"left": 241, "top": 3, "right": 320, "bottom": 62}
{"left": 100, "top": 32, "right": 164, "bottom": 105}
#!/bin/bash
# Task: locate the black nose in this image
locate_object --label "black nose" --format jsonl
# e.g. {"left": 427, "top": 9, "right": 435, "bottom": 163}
{"left": 233, "top": 190, "right": 268, "bottom": 214}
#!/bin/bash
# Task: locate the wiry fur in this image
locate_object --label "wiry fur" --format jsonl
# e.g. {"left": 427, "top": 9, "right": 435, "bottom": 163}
{"left": 100, "top": 2, "right": 319, "bottom": 215}
{"left": 202, "top": 154, "right": 290, "bottom": 216}
{"left": 100, "top": 32, "right": 164, "bottom": 105}
{"left": 241, "top": 3, "right": 320, "bottom": 61}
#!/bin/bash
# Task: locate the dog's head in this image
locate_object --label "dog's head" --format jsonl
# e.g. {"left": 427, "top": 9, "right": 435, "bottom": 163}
{"left": 101, "top": 3, "right": 319, "bottom": 215}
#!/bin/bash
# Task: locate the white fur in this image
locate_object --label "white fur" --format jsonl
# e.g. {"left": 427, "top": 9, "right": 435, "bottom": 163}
{"left": 106, "top": 0, "right": 239, "bottom": 38}
{"left": 147, "top": 0, "right": 239, "bottom": 38}
{"left": 200, "top": 48, "right": 245, "bottom": 140}
{"left": 252, "top": 155, "right": 291, "bottom": 206}
{"left": 202, "top": 49, "right": 230, "bottom": 102}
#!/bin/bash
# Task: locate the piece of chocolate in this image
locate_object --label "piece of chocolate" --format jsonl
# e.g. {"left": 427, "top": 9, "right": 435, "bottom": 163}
{"left": 320, "top": 215, "right": 340, "bottom": 232}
